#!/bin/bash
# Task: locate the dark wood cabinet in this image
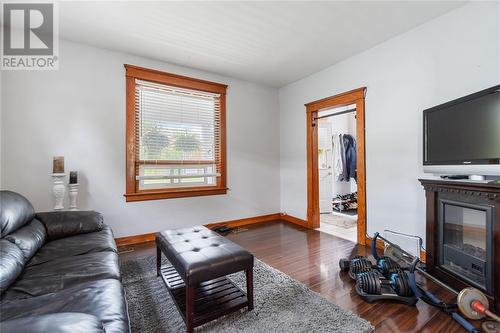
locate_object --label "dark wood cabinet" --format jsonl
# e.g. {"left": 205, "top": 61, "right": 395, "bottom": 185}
{"left": 419, "top": 179, "right": 500, "bottom": 312}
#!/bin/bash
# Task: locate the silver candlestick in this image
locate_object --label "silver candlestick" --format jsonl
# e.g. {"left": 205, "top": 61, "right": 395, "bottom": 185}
{"left": 52, "top": 173, "right": 66, "bottom": 210}
{"left": 68, "top": 183, "right": 79, "bottom": 211}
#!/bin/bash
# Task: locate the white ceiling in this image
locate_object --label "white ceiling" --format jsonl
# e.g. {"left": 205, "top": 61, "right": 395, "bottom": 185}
{"left": 59, "top": 1, "right": 465, "bottom": 87}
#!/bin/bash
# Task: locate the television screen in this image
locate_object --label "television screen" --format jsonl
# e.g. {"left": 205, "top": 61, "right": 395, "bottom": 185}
{"left": 424, "top": 86, "right": 500, "bottom": 165}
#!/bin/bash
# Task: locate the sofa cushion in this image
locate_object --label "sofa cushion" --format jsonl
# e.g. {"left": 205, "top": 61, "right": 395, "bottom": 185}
{"left": 35, "top": 211, "right": 104, "bottom": 241}
{"left": 27, "top": 226, "right": 116, "bottom": 267}
{"left": 0, "top": 240, "right": 25, "bottom": 294}
{"left": 0, "top": 313, "right": 106, "bottom": 333}
{"left": 3, "top": 251, "right": 120, "bottom": 300}
{"left": 0, "top": 279, "right": 129, "bottom": 333}
{"left": 0, "top": 191, "right": 35, "bottom": 238}
{"left": 4, "top": 219, "right": 47, "bottom": 262}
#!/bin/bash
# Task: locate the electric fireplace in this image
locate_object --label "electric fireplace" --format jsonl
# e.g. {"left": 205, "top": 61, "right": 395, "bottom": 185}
{"left": 420, "top": 179, "right": 500, "bottom": 311}
{"left": 438, "top": 199, "right": 493, "bottom": 293}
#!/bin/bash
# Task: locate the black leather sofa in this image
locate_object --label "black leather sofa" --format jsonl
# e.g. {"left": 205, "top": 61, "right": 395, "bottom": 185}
{"left": 0, "top": 191, "right": 130, "bottom": 333}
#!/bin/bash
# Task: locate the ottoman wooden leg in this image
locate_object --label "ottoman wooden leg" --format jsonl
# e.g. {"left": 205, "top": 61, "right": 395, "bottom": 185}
{"left": 246, "top": 267, "right": 254, "bottom": 311}
{"left": 156, "top": 244, "right": 161, "bottom": 277}
{"left": 186, "top": 285, "right": 195, "bottom": 333}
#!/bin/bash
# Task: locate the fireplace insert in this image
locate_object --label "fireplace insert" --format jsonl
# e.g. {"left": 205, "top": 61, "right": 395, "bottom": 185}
{"left": 420, "top": 178, "right": 500, "bottom": 311}
{"left": 437, "top": 198, "right": 494, "bottom": 294}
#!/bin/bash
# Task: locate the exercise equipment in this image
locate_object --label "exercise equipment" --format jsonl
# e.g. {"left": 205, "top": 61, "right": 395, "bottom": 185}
{"left": 345, "top": 256, "right": 373, "bottom": 279}
{"left": 376, "top": 256, "right": 400, "bottom": 277}
{"left": 339, "top": 258, "right": 350, "bottom": 271}
{"left": 380, "top": 233, "right": 500, "bottom": 324}
{"left": 405, "top": 260, "right": 480, "bottom": 333}
{"left": 458, "top": 287, "right": 500, "bottom": 322}
{"left": 373, "top": 232, "right": 500, "bottom": 332}
{"left": 482, "top": 321, "right": 500, "bottom": 333}
{"left": 356, "top": 269, "right": 413, "bottom": 298}
{"left": 338, "top": 252, "right": 417, "bottom": 305}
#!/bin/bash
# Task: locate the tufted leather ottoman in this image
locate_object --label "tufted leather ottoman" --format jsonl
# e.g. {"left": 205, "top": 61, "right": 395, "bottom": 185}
{"left": 156, "top": 226, "right": 254, "bottom": 333}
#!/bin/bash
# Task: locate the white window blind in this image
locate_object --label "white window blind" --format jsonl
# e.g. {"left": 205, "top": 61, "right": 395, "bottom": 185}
{"left": 134, "top": 79, "right": 222, "bottom": 190}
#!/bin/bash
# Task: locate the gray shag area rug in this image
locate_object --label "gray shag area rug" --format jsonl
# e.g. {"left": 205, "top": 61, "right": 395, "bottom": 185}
{"left": 120, "top": 255, "right": 373, "bottom": 333}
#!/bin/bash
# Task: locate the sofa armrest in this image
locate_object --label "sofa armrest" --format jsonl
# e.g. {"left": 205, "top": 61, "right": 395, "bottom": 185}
{"left": 0, "top": 313, "right": 106, "bottom": 333}
{"left": 35, "top": 211, "right": 104, "bottom": 241}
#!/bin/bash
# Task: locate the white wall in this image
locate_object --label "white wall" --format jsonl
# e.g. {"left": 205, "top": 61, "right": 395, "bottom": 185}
{"left": 1, "top": 40, "right": 280, "bottom": 237}
{"left": 279, "top": 2, "right": 500, "bottom": 242}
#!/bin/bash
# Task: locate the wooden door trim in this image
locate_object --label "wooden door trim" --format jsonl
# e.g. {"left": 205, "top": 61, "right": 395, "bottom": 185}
{"left": 305, "top": 87, "right": 367, "bottom": 245}
{"left": 305, "top": 87, "right": 365, "bottom": 112}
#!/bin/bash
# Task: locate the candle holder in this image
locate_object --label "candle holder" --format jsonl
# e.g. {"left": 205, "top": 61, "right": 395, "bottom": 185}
{"left": 52, "top": 173, "right": 66, "bottom": 210}
{"left": 68, "top": 183, "right": 79, "bottom": 211}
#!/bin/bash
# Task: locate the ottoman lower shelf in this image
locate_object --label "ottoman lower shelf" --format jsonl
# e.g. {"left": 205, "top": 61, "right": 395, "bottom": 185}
{"left": 159, "top": 264, "right": 249, "bottom": 328}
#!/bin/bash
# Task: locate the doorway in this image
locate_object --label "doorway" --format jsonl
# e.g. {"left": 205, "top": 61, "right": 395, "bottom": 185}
{"left": 305, "top": 88, "right": 367, "bottom": 245}
{"left": 317, "top": 105, "right": 358, "bottom": 242}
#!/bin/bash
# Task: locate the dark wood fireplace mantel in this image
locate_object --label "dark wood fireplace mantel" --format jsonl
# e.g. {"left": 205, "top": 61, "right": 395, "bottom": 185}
{"left": 419, "top": 178, "right": 500, "bottom": 312}
{"left": 420, "top": 179, "right": 500, "bottom": 199}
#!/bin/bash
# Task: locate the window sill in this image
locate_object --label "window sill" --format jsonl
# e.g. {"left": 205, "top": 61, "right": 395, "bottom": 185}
{"left": 124, "top": 187, "right": 227, "bottom": 202}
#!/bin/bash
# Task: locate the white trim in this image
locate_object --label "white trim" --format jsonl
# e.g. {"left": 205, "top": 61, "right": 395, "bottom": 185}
{"left": 136, "top": 173, "right": 221, "bottom": 180}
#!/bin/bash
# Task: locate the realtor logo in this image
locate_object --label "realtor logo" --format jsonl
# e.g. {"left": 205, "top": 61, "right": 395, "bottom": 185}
{"left": 1, "top": 2, "right": 59, "bottom": 70}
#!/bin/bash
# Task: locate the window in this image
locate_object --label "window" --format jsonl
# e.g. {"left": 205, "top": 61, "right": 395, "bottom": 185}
{"left": 124, "top": 65, "right": 227, "bottom": 201}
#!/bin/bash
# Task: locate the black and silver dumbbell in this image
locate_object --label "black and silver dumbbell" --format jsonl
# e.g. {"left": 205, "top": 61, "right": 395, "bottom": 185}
{"left": 376, "top": 256, "right": 401, "bottom": 278}
{"left": 339, "top": 256, "right": 374, "bottom": 280}
{"left": 356, "top": 269, "right": 413, "bottom": 297}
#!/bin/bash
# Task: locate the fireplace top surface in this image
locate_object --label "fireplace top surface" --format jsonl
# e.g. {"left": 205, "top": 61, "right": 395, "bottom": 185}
{"left": 419, "top": 178, "right": 500, "bottom": 186}
{"left": 419, "top": 179, "right": 500, "bottom": 194}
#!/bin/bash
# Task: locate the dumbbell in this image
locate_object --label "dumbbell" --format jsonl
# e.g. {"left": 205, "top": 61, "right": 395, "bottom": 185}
{"left": 339, "top": 256, "right": 373, "bottom": 273}
{"left": 339, "top": 258, "right": 351, "bottom": 271}
{"left": 374, "top": 233, "right": 494, "bottom": 333}
{"left": 356, "top": 269, "right": 413, "bottom": 297}
{"left": 457, "top": 287, "right": 500, "bottom": 323}
{"left": 376, "top": 256, "right": 401, "bottom": 278}
{"left": 340, "top": 256, "right": 375, "bottom": 281}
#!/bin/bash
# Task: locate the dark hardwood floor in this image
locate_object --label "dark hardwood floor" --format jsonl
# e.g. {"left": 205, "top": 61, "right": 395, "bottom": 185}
{"left": 119, "top": 220, "right": 475, "bottom": 333}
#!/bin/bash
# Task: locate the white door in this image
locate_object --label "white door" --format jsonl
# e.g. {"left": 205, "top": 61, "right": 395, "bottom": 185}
{"left": 318, "top": 123, "right": 333, "bottom": 214}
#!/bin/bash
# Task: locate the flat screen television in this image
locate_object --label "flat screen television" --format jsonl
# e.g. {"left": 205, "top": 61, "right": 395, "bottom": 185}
{"left": 423, "top": 85, "right": 500, "bottom": 176}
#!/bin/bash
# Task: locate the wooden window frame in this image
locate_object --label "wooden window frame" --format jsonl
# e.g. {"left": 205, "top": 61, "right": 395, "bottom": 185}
{"left": 124, "top": 64, "right": 228, "bottom": 202}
